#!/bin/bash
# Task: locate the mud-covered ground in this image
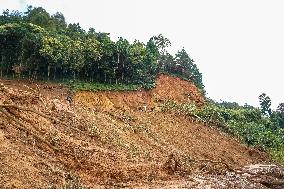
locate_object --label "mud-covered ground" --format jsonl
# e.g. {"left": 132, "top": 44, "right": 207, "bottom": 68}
{"left": 0, "top": 75, "right": 282, "bottom": 188}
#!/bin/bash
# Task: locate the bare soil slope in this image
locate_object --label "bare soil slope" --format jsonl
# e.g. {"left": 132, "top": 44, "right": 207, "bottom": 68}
{"left": 75, "top": 74, "right": 205, "bottom": 111}
{"left": 0, "top": 75, "right": 276, "bottom": 189}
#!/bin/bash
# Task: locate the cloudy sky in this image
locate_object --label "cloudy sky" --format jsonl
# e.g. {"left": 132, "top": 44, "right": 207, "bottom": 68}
{"left": 1, "top": 0, "right": 283, "bottom": 109}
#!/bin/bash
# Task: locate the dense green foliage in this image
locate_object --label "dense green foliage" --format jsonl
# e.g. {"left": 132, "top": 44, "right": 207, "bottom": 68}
{"left": 162, "top": 97, "right": 284, "bottom": 162}
{"left": 0, "top": 6, "right": 204, "bottom": 90}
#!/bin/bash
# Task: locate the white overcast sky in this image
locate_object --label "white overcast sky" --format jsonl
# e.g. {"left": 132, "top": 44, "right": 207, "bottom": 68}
{"left": 1, "top": 0, "right": 284, "bottom": 109}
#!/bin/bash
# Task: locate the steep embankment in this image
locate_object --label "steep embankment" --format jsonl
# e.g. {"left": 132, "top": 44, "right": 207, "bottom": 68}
{"left": 75, "top": 74, "right": 205, "bottom": 111}
{"left": 0, "top": 75, "right": 274, "bottom": 189}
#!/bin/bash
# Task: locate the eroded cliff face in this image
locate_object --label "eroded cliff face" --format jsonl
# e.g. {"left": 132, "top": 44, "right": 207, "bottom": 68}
{"left": 74, "top": 74, "right": 205, "bottom": 112}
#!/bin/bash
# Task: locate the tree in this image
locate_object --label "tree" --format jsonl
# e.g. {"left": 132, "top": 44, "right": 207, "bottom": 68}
{"left": 88, "top": 27, "right": 96, "bottom": 36}
{"left": 175, "top": 48, "right": 194, "bottom": 73}
{"left": 150, "top": 34, "right": 171, "bottom": 55}
{"left": 144, "top": 39, "right": 159, "bottom": 78}
{"left": 50, "top": 12, "right": 67, "bottom": 32}
{"left": 66, "top": 23, "right": 85, "bottom": 39}
{"left": 24, "top": 7, "right": 51, "bottom": 28}
{"left": 128, "top": 40, "right": 147, "bottom": 84}
{"left": 0, "top": 9, "right": 23, "bottom": 24}
{"left": 174, "top": 48, "right": 204, "bottom": 90}
{"left": 259, "top": 93, "right": 272, "bottom": 116}
{"left": 270, "top": 103, "right": 284, "bottom": 129}
{"left": 96, "top": 33, "right": 116, "bottom": 83}
{"left": 160, "top": 52, "right": 175, "bottom": 73}
{"left": 115, "top": 37, "right": 130, "bottom": 83}
{"left": 277, "top": 103, "right": 284, "bottom": 118}
{"left": 82, "top": 36, "right": 102, "bottom": 80}
{"left": 39, "top": 34, "right": 65, "bottom": 79}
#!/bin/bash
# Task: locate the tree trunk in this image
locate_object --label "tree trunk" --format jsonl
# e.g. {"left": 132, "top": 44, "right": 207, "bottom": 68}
{"left": 117, "top": 53, "right": 120, "bottom": 84}
{"left": 53, "top": 67, "right": 56, "bottom": 80}
{"left": 0, "top": 58, "right": 2, "bottom": 78}
{"left": 47, "top": 65, "right": 51, "bottom": 80}
{"left": 91, "top": 70, "right": 94, "bottom": 82}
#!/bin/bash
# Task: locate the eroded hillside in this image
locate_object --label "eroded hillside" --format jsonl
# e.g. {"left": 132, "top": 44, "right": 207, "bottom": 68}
{"left": 0, "top": 75, "right": 282, "bottom": 189}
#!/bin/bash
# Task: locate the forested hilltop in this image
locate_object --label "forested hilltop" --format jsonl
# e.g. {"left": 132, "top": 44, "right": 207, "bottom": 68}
{"left": 1, "top": 6, "right": 284, "bottom": 164}
{"left": 0, "top": 6, "right": 204, "bottom": 90}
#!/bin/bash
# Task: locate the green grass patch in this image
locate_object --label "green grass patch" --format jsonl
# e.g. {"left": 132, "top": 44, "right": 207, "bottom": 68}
{"left": 63, "top": 80, "right": 141, "bottom": 92}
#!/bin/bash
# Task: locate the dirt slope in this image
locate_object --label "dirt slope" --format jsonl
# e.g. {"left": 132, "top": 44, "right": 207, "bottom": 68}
{"left": 0, "top": 75, "right": 274, "bottom": 189}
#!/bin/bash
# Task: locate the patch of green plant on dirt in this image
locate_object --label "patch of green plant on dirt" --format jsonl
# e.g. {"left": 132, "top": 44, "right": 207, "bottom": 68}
{"left": 161, "top": 100, "right": 284, "bottom": 163}
{"left": 47, "top": 174, "right": 87, "bottom": 189}
{"left": 88, "top": 124, "right": 101, "bottom": 137}
{"left": 61, "top": 174, "right": 87, "bottom": 189}
{"left": 63, "top": 80, "right": 141, "bottom": 92}
{"left": 270, "top": 147, "right": 284, "bottom": 162}
{"left": 51, "top": 131, "right": 61, "bottom": 146}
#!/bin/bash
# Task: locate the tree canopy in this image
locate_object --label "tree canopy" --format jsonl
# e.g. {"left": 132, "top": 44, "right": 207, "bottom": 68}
{"left": 0, "top": 6, "right": 204, "bottom": 91}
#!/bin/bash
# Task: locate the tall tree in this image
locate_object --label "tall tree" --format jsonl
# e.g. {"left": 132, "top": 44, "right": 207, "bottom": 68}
{"left": 259, "top": 93, "right": 272, "bottom": 116}
{"left": 150, "top": 34, "right": 171, "bottom": 55}
{"left": 174, "top": 48, "right": 204, "bottom": 89}
{"left": 82, "top": 36, "right": 102, "bottom": 80}
{"left": 50, "top": 12, "right": 67, "bottom": 32}
{"left": 128, "top": 40, "right": 147, "bottom": 84}
{"left": 115, "top": 37, "right": 130, "bottom": 83}
{"left": 277, "top": 103, "right": 284, "bottom": 118}
{"left": 24, "top": 7, "right": 51, "bottom": 28}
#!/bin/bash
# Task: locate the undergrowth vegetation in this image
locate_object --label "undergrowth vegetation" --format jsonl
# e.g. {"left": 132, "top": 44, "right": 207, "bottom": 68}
{"left": 64, "top": 80, "right": 141, "bottom": 92}
{"left": 161, "top": 101, "right": 284, "bottom": 162}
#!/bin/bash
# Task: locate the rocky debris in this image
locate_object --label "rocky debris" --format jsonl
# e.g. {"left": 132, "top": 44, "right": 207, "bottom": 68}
{"left": 239, "top": 164, "right": 284, "bottom": 189}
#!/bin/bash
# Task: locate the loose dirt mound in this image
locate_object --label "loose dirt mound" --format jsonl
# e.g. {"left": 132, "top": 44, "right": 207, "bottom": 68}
{"left": 0, "top": 75, "right": 278, "bottom": 189}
